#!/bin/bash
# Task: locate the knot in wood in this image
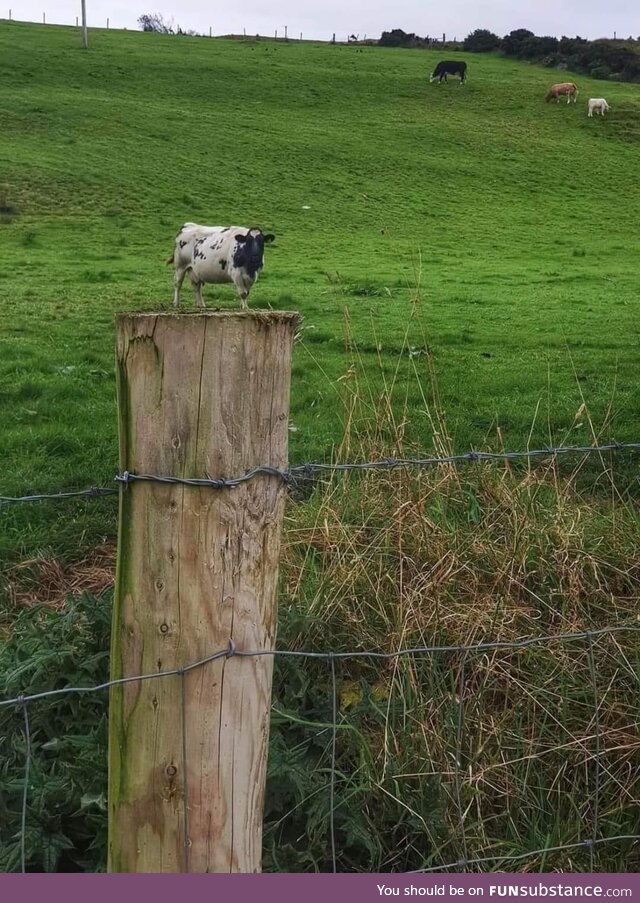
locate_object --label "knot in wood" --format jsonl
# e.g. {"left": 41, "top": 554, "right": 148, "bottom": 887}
{"left": 166, "top": 764, "right": 178, "bottom": 778}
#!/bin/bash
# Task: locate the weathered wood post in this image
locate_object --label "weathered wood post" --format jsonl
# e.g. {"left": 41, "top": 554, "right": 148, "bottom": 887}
{"left": 109, "top": 311, "right": 299, "bottom": 872}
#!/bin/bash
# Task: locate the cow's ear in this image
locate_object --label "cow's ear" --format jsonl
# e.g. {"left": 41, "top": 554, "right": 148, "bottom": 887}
{"left": 263, "top": 233, "right": 275, "bottom": 243}
{"left": 235, "top": 233, "right": 248, "bottom": 243}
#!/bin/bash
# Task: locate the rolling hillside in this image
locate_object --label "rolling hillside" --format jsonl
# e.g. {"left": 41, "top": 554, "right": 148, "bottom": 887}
{"left": 1, "top": 23, "right": 640, "bottom": 874}
{"left": 0, "top": 22, "right": 640, "bottom": 474}
{"left": 1, "top": 22, "right": 640, "bottom": 550}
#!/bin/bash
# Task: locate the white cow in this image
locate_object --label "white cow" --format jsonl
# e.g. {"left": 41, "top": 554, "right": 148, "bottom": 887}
{"left": 587, "top": 98, "right": 610, "bottom": 117}
{"left": 168, "top": 223, "right": 275, "bottom": 309}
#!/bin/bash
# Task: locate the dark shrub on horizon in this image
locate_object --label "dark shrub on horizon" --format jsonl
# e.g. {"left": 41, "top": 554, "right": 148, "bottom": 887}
{"left": 463, "top": 28, "right": 501, "bottom": 52}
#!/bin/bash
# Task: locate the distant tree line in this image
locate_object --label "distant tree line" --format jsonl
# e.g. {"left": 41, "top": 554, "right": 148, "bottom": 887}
{"left": 379, "top": 29, "right": 439, "bottom": 49}
{"left": 379, "top": 25, "right": 640, "bottom": 83}
{"left": 488, "top": 28, "right": 640, "bottom": 83}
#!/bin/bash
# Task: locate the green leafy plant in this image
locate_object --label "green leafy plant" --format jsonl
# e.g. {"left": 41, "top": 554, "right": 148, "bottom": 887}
{"left": 0, "top": 591, "right": 110, "bottom": 872}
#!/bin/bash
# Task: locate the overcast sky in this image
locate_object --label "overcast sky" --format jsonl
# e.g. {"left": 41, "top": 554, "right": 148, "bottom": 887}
{"left": 9, "top": 0, "right": 638, "bottom": 42}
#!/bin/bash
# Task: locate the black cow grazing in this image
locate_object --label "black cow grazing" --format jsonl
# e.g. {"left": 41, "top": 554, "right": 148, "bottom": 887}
{"left": 430, "top": 60, "right": 467, "bottom": 84}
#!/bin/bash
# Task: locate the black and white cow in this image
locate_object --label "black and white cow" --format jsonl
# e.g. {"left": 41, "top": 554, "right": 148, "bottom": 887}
{"left": 429, "top": 60, "right": 467, "bottom": 84}
{"left": 168, "top": 222, "right": 275, "bottom": 309}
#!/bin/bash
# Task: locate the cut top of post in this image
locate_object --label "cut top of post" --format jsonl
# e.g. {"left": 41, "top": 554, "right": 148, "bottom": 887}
{"left": 115, "top": 310, "right": 300, "bottom": 481}
{"left": 116, "top": 310, "right": 300, "bottom": 324}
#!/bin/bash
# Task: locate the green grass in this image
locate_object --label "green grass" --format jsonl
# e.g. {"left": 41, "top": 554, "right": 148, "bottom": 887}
{"left": 1, "top": 24, "right": 640, "bottom": 561}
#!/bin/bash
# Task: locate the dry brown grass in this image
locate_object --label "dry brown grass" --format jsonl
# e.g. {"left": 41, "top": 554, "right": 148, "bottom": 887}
{"left": 271, "top": 317, "right": 640, "bottom": 870}
{"left": 4, "top": 541, "right": 116, "bottom": 610}
{"left": 276, "top": 456, "right": 640, "bottom": 869}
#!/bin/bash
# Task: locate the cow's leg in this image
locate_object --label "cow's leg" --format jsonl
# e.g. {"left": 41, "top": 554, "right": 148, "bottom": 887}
{"left": 189, "top": 272, "right": 206, "bottom": 308}
{"left": 173, "top": 265, "right": 187, "bottom": 307}
{"left": 233, "top": 272, "right": 254, "bottom": 310}
{"left": 235, "top": 278, "right": 249, "bottom": 310}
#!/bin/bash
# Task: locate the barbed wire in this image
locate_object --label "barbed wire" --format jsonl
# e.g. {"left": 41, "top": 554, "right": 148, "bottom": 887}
{"left": 3, "top": 441, "right": 639, "bottom": 872}
{"left": 3, "top": 622, "right": 639, "bottom": 873}
{"left": 411, "top": 836, "right": 640, "bottom": 874}
{"left": 2, "top": 440, "right": 639, "bottom": 507}
{"left": 0, "top": 486, "right": 119, "bottom": 505}
{"left": 2, "top": 624, "right": 637, "bottom": 710}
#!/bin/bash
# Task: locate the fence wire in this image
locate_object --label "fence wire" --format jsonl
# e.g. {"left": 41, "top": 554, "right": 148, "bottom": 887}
{"left": 2, "top": 440, "right": 639, "bottom": 871}
{"left": 3, "top": 624, "right": 639, "bottom": 873}
{"left": 1, "top": 440, "right": 640, "bottom": 506}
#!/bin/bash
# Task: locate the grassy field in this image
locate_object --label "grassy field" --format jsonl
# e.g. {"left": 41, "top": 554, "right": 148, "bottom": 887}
{"left": 1, "top": 20, "right": 640, "bottom": 560}
{"left": 0, "top": 22, "right": 639, "bottom": 873}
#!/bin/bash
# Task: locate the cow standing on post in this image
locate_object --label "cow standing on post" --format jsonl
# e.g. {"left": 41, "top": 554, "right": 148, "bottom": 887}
{"left": 168, "top": 223, "right": 275, "bottom": 309}
{"left": 430, "top": 60, "right": 467, "bottom": 84}
{"left": 545, "top": 83, "right": 579, "bottom": 103}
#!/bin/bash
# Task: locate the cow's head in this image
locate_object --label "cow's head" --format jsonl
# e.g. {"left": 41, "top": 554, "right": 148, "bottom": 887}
{"left": 233, "top": 228, "right": 275, "bottom": 277}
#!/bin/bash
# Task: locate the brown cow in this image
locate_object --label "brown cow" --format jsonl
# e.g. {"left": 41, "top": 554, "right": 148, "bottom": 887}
{"left": 545, "top": 82, "right": 579, "bottom": 104}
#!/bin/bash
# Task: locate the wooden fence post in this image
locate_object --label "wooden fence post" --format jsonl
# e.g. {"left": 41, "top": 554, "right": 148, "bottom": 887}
{"left": 109, "top": 310, "right": 300, "bottom": 873}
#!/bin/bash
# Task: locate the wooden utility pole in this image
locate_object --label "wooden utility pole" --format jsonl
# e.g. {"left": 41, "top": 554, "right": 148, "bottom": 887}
{"left": 80, "top": 0, "right": 87, "bottom": 48}
{"left": 109, "top": 311, "right": 299, "bottom": 872}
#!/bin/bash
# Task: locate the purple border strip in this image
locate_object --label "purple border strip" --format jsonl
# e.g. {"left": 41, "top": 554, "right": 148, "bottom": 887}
{"left": 1, "top": 872, "right": 639, "bottom": 902}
